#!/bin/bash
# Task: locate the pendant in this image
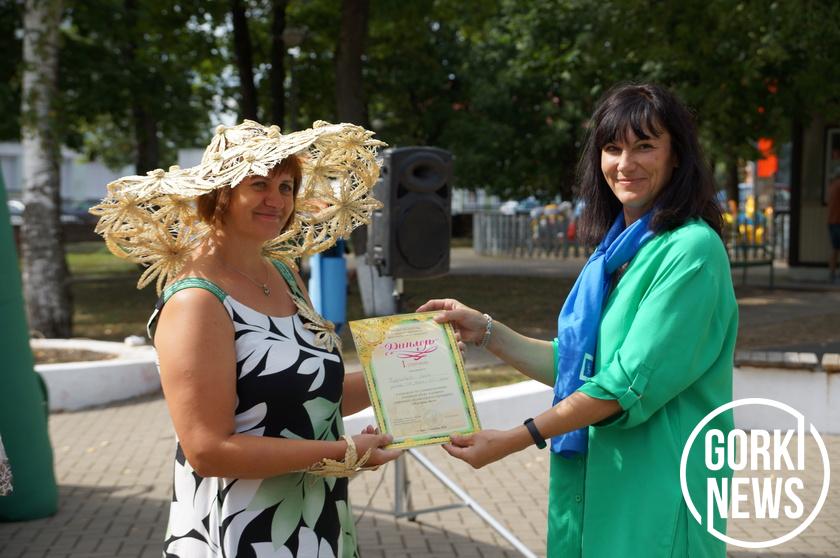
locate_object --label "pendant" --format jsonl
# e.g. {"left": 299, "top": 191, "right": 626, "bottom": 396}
{"left": 261, "top": 284, "right": 271, "bottom": 296}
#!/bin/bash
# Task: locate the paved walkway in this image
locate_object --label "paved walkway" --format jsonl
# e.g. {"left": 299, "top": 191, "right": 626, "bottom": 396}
{"left": 0, "top": 393, "right": 837, "bottom": 557}
{"left": 3, "top": 247, "right": 839, "bottom": 557}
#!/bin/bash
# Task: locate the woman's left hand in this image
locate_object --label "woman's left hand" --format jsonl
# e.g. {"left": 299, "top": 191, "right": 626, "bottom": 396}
{"left": 442, "top": 430, "right": 511, "bottom": 469}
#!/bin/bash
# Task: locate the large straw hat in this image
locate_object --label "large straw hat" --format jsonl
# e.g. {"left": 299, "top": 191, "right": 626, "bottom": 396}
{"left": 90, "top": 120, "right": 385, "bottom": 294}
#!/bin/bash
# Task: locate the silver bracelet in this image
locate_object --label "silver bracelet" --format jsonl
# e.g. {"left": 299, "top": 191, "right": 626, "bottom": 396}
{"left": 476, "top": 313, "right": 493, "bottom": 348}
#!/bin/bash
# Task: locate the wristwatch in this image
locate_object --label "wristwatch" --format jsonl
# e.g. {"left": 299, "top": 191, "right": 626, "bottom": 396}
{"left": 523, "top": 418, "right": 547, "bottom": 449}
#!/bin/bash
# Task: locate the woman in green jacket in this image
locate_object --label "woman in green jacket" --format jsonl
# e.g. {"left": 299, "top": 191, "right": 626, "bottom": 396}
{"left": 420, "top": 83, "right": 736, "bottom": 557}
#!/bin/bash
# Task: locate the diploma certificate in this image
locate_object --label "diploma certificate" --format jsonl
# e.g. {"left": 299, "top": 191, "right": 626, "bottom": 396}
{"left": 349, "top": 312, "right": 481, "bottom": 449}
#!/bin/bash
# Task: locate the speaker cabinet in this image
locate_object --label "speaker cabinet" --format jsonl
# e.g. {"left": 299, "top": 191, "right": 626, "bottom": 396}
{"left": 367, "top": 147, "right": 452, "bottom": 278}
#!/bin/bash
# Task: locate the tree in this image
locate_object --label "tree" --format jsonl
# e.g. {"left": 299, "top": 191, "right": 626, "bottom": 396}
{"left": 0, "top": 1, "right": 23, "bottom": 141}
{"left": 231, "top": 0, "right": 259, "bottom": 121}
{"left": 124, "top": 0, "right": 160, "bottom": 172}
{"left": 6, "top": 0, "right": 838, "bottom": 202}
{"left": 59, "top": 0, "right": 223, "bottom": 173}
{"left": 270, "top": 0, "right": 288, "bottom": 127}
{"left": 20, "top": 0, "right": 72, "bottom": 338}
{"left": 335, "top": 0, "right": 369, "bottom": 127}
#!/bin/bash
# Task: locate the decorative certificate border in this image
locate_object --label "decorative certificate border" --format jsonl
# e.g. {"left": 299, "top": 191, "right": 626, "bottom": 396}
{"left": 349, "top": 311, "right": 481, "bottom": 449}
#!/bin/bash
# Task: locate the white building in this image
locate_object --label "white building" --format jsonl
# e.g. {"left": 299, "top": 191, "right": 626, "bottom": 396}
{"left": 0, "top": 142, "right": 135, "bottom": 203}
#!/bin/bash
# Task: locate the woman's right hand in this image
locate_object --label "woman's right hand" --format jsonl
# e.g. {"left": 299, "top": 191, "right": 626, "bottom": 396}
{"left": 350, "top": 433, "right": 402, "bottom": 467}
{"left": 417, "top": 298, "right": 488, "bottom": 347}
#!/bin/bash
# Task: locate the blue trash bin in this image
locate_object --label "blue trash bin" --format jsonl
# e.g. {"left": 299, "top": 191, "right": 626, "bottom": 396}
{"left": 308, "top": 240, "right": 347, "bottom": 332}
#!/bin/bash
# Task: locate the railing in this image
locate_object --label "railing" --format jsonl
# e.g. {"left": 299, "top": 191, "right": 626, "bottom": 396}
{"left": 473, "top": 212, "right": 584, "bottom": 258}
{"left": 724, "top": 211, "right": 778, "bottom": 287}
{"left": 773, "top": 210, "right": 789, "bottom": 262}
{"left": 474, "top": 210, "right": 790, "bottom": 286}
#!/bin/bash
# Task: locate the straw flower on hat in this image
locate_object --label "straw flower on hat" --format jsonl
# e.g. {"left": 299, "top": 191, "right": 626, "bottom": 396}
{"left": 90, "top": 120, "right": 385, "bottom": 295}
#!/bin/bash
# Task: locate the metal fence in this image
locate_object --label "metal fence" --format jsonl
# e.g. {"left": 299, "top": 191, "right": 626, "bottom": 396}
{"left": 773, "top": 210, "right": 789, "bottom": 262}
{"left": 473, "top": 212, "right": 585, "bottom": 258}
{"left": 722, "top": 209, "right": 790, "bottom": 287}
{"left": 474, "top": 210, "right": 791, "bottom": 270}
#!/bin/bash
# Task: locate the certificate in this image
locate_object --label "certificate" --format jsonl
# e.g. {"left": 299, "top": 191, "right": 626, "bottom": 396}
{"left": 349, "top": 312, "right": 481, "bottom": 449}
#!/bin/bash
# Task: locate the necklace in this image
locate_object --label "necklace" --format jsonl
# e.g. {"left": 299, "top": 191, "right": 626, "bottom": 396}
{"left": 221, "top": 258, "right": 271, "bottom": 296}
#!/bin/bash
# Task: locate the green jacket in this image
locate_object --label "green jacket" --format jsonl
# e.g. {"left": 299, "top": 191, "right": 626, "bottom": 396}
{"left": 548, "top": 220, "right": 737, "bottom": 558}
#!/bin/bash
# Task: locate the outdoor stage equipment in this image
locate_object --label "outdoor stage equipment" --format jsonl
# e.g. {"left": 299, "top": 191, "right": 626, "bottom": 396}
{"left": 367, "top": 147, "right": 452, "bottom": 278}
{"left": 361, "top": 148, "right": 536, "bottom": 554}
{"left": 358, "top": 450, "right": 538, "bottom": 558}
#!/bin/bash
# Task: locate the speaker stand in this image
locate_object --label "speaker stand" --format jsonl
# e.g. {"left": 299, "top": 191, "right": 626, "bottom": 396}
{"left": 355, "top": 256, "right": 397, "bottom": 316}
{"left": 355, "top": 263, "right": 534, "bottom": 555}
{"left": 361, "top": 450, "right": 538, "bottom": 558}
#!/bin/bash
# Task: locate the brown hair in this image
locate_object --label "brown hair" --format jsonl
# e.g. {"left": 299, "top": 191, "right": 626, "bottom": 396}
{"left": 196, "top": 155, "right": 303, "bottom": 228}
{"left": 576, "top": 83, "right": 723, "bottom": 245}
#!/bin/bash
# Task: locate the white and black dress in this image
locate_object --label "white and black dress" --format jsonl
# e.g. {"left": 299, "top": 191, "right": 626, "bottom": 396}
{"left": 150, "top": 261, "right": 358, "bottom": 558}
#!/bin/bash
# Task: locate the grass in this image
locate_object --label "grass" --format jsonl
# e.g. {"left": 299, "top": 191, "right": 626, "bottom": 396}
{"left": 66, "top": 241, "right": 139, "bottom": 276}
{"left": 66, "top": 242, "right": 158, "bottom": 339}
{"left": 449, "top": 236, "right": 474, "bottom": 248}
{"left": 67, "top": 241, "right": 571, "bottom": 343}
{"left": 71, "top": 275, "right": 159, "bottom": 340}
{"left": 337, "top": 273, "right": 570, "bottom": 353}
{"left": 465, "top": 365, "right": 532, "bottom": 390}
{"left": 65, "top": 240, "right": 570, "bottom": 388}
{"left": 64, "top": 240, "right": 840, "bottom": 388}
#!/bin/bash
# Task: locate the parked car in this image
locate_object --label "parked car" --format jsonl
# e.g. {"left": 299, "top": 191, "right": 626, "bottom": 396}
{"left": 499, "top": 196, "right": 542, "bottom": 215}
{"left": 7, "top": 200, "right": 24, "bottom": 226}
{"left": 515, "top": 196, "right": 540, "bottom": 214}
{"left": 6, "top": 198, "right": 101, "bottom": 226}
{"left": 61, "top": 199, "right": 101, "bottom": 225}
{"left": 498, "top": 200, "right": 519, "bottom": 215}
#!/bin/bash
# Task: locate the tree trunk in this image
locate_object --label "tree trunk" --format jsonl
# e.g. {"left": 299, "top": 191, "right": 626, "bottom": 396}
{"left": 270, "top": 0, "right": 286, "bottom": 128}
{"left": 20, "top": 0, "right": 72, "bottom": 338}
{"left": 132, "top": 104, "right": 159, "bottom": 174}
{"left": 335, "top": 0, "right": 387, "bottom": 316}
{"left": 335, "top": 0, "right": 370, "bottom": 126}
{"left": 337, "top": 0, "right": 371, "bottom": 255}
{"left": 725, "top": 155, "right": 739, "bottom": 212}
{"left": 124, "top": 0, "right": 159, "bottom": 174}
{"left": 231, "top": 0, "right": 259, "bottom": 121}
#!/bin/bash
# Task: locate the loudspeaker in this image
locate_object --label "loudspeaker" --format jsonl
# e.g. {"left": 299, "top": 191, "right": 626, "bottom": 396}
{"left": 367, "top": 147, "right": 452, "bottom": 278}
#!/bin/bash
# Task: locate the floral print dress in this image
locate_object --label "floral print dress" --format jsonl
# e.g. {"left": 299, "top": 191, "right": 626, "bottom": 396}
{"left": 149, "top": 265, "right": 358, "bottom": 558}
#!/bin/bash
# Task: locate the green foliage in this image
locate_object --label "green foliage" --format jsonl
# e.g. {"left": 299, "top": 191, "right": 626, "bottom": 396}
{"left": 0, "top": 1, "right": 22, "bottom": 140}
{"left": 283, "top": 0, "right": 342, "bottom": 128}
{"left": 3, "top": 0, "right": 839, "bottom": 192}
{"left": 359, "top": 0, "right": 840, "bottom": 198}
{"left": 59, "top": 0, "right": 223, "bottom": 169}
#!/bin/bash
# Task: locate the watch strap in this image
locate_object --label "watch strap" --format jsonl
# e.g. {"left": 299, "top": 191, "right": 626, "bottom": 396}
{"left": 523, "top": 418, "right": 547, "bottom": 449}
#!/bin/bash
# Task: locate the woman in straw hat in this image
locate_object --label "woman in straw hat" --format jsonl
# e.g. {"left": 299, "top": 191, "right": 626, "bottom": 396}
{"left": 420, "top": 83, "right": 736, "bottom": 557}
{"left": 92, "top": 120, "right": 400, "bottom": 557}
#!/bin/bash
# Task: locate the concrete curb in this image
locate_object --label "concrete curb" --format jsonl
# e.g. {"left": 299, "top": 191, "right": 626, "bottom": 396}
{"left": 35, "top": 338, "right": 840, "bottom": 433}
{"left": 735, "top": 350, "right": 822, "bottom": 370}
{"left": 344, "top": 380, "right": 554, "bottom": 435}
{"left": 33, "top": 338, "right": 159, "bottom": 412}
{"left": 347, "top": 361, "right": 840, "bottom": 437}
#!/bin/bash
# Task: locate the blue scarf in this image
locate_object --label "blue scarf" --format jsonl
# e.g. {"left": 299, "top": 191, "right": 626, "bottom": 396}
{"left": 551, "top": 211, "right": 654, "bottom": 456}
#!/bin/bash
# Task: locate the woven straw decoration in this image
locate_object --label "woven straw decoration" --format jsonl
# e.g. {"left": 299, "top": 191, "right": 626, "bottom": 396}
{"left": 91, "top": 120, "right": 385, "bottom": 294}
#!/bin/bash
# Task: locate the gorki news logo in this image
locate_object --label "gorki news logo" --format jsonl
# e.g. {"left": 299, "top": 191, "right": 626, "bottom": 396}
{"left": 680, "top": 398, "right": 831, "bottom": 549}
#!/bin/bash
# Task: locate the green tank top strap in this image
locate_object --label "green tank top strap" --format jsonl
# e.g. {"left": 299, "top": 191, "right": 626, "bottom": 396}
{"left": 270, "top": 259, "right": 304, "bottom": 299}
{"left": 146, "top": 277, "right": 228, "bottom": 341}
{"left": 161, "top": 277, "right": 227, "bottom": 304}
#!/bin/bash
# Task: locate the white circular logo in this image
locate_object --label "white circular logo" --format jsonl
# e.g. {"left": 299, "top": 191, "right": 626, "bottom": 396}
{"left": 679, "top": 398, "right": 831, "bottom": 549}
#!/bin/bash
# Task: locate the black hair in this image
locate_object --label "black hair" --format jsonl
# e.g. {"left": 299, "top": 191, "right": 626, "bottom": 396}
{"left": 575, "top": 83, "right": 723, "bottom": 245}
